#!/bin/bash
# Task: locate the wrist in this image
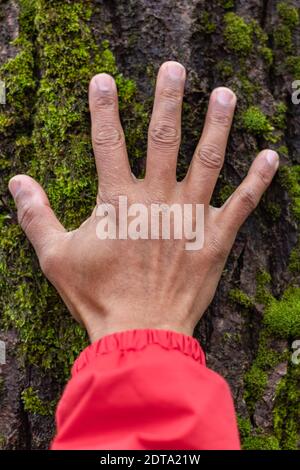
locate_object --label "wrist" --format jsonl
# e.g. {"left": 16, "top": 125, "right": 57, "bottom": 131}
{"left": 86, "top": 321, "right": 194, "bottom": 343}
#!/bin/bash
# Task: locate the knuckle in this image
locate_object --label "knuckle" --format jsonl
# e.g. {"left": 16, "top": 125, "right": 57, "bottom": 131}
{"left": 94, "top": 92, "right": 115, "bottom": 110}
{"left": 253, "top": 167, "right": 271, "bottom": 186}
{"left": 39, "top": 246, "right": 61, "bottom": 277}
{"left": 149, "top": 121, "right": 180, "bottom": 149}
{"left": 208, "top": 110, "right": 231, "bottom": 128}
{"left": 236, "top": 187, "right": 258, "bottom": 212}
{"left": 207, "top": 235, "right": 228, "bottom": 262}
{"left": 160, "top": 87, "right": 182, "bottom": 108}
{"left": 18, "top": 202, "right": 38, "bottom": 234}
{"left": 93, "top": 124, "right": 124, "bottom": 150}
{"left": 195, "top": 143, "right": 224, "bottom": 170}
{"left": 98, "top": 191, "right": 121, "bottom": 208}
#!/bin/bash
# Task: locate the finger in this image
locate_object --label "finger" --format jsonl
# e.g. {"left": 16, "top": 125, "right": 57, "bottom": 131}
{"left": 184, "top": 87, "right": 236, "bottom": 204}
{"left": 146, "top": 61, "right": 186, "bottom": 188}
{"left": 89, "top": 74, "right": 132, "bottom": 193}
{"left": 219, "top": 150, "right": 279, "bottom": 239}
{"left": 8, "top": 175, "right": 65, "bottom": 260}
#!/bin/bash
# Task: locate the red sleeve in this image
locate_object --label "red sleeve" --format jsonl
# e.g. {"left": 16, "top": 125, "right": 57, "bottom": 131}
{"left": 51, "top": 329, "right": 240, "bottom": 450}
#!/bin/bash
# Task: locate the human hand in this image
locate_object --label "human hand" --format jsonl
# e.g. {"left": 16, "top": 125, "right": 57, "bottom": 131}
{"left": 8, "top": 61, "right": 279, "bottom": 342}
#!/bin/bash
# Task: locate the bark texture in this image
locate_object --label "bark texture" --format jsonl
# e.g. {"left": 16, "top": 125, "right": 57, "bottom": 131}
{"left": 0, "top": 0, "right": 299, "bottom": 450}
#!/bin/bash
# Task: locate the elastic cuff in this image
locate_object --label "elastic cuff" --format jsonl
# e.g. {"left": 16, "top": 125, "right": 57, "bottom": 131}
{"left": 72, "top": 329, "right": 206, "bottom": 376}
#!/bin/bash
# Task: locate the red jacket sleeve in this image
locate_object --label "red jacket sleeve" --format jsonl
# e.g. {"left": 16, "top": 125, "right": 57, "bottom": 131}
{"left": 51, "top": 329, "right": 240, "bottom": 450}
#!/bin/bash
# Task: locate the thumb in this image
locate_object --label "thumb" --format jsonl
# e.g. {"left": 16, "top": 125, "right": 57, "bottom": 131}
{"left": 8, "top": 175, "right": 65, "bottom": 260}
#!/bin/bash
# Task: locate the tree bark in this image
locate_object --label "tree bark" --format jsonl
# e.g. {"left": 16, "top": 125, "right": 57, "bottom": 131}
{"left": 0, "top": 0, "right": 299, "bottom": 450}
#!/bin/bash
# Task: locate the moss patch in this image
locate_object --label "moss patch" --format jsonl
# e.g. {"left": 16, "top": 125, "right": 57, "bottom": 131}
{"left": 273, "top": 364, "right": 300, "bottom": 450}
{"left": 242, "top": 106, "right": 274, "bottom": 140}
{"left": 21, "top": 387, "right": 56, "bottom": 416}
{"left": 279, "top": 165, "right": 300, "bottom": 222}
{"left": 243, "top": 435, "right": 281, "bottom": 450}
{"left": 228, "top": 288, "right": 254, "bottom": 309}
{"left": 224, "top": 13, "right": 253, "bottom": 55}
{"left": 264, "top": 287, "right": 300, "bottom": 338}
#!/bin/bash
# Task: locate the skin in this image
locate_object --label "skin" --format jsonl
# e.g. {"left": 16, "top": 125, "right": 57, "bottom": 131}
{"left": 8, "top": 61, "right": 279, "bottom": 343}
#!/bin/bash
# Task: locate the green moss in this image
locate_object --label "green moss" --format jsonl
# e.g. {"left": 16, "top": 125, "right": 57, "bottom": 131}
{"left": 229, "top": 288, "right": 254, "bottom": 309}
{"left": 272, "top": 102, "right": 287, "bottom": 130}
{"left": 274, "top": 3, "right": 299, "bottom": 53}
{"left": 237, "top": 416, "right": 252, "bottom": 440}
{"left": 224, "top": 13, "right": 253, "bottom": 55}
{"left": 237, "top": 74, "right": 259, "bottom": 97}
{"left": 277, "top": 145, "right": 289, "bottom": 157}
{"left": 279, "top": 165, "right": 300, "bottom": 222}
{"left": 238, "top": 415, "right": 281, "bottom": 450}
{"left": 255, "top": 270, "right": 272, "bottom": 305}
{"left": 273, "top": 365, "right": 300, "bottom": 450}
{"left": 274, "top": 25, "right": 293, "bottom": 52}
{"left": 223, "top": 13, "right": 272, "bottom": 64}
{"left": 260, "top": 46, "right": 273, "bottom": 66}
{"left": 219, "top": 0, "right": 234, "bottom": 9}
{"left": 243, "top": 274, "right": 286, "bottom": 418}
{"left": 243, "top": 332, "right": 285, "bottom": 416}
{"left": 243, "top": 435, "right": 280, "bottom": 450}
{"left": 250, "top": 20, "right": 273, "bottom": 66}
{"left": 244, "top": 365, "right": 268, "bottom": 413}
{"left": 0, "top": 0, "right": 148, "bottom": 382}
{"left": 198, "top": 11, "right": 216, "bottom": 34}
{"left": 264, "top": 287, "right": 300, "bottom": 338}
{"left": 243, "top": 268, "right": 299, "bottom": 448}
{"left": 264, "top": 201, "right": 282, "bottom": 222}
{"left": 217, "top": 183, "right": 235, "bottom": 205}
{"left": 21, "top": 387, "right": 56, "bottom": 416}
{"left": 216, "top": 60, "right": 234, "bottom": 79}
{"left": 242, "top": 106, "right": 275, "bottom": 140}
{"left": 256, "top": 333, "right": 287, "bottom": 370}
{"left": 289, "top": 242, "right": 300, "bottom": 273}
{"left": 0, "top": 114, "right": 14, "bottom": 133}
{"left": 0, "top": 435, "right": 6, "bottom": 450}
{"left": 277, "top": 3, "right": 299, "bottom": 28}
{"left": 0, "top": 376, "right": 4, "bottom": 397}
{"left": 286, "top": 56, "right": 300, "bottom": 79}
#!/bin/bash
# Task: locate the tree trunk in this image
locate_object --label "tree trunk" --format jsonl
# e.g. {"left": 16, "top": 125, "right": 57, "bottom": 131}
{"left": 0, "top": 0, "right": 299, "bottom": 450}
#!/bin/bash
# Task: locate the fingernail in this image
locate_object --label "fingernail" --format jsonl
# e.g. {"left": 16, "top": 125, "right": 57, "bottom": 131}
{"left": 167, "top": 62, "right": 185, "bottom": 80}
{"left": 8, "top": 177, "right": 21, "bottom": 200}
{"left": 95, "top": 73, "right": 113, "bottom": 91}
{"left": 266, "top": 150, "right": 279, "bottom": 170}
{"left": 216, "top": 88, "right": 236, "bottom": 106}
